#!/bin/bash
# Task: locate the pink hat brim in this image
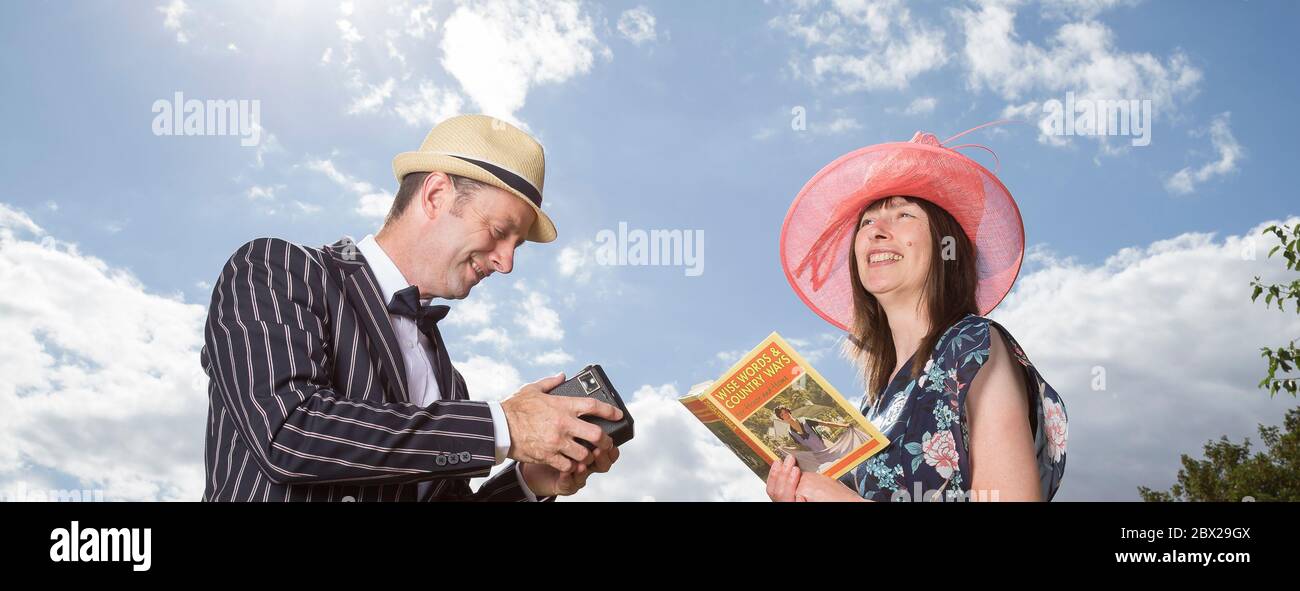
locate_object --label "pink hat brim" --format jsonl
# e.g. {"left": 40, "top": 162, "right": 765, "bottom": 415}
{"left": 780, "top": 134, "right": 1025, "bottom": 332}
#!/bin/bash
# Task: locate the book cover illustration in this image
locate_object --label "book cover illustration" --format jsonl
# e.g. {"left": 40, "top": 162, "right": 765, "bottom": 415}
{"left": 680, "top": 332, "right": 889, "bottom": 480}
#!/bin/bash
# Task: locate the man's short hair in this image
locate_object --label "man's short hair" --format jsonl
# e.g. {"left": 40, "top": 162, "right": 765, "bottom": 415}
{"left": 384, "top": 172, "right": 488, "bottom": 226}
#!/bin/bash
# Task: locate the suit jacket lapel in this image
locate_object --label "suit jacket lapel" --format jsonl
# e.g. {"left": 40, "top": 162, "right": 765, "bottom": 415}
{"left": 322, "top": 237, "right": 412, "bottom": 404}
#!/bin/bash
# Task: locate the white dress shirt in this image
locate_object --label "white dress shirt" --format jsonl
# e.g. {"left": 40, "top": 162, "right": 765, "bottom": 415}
{"left": 356, "top": 235, "right": 536, "bottom": 500}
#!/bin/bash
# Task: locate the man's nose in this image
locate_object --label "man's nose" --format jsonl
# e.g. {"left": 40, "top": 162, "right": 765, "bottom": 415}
{"left": 489, "top": 244, "right": 515, "bottom": 274}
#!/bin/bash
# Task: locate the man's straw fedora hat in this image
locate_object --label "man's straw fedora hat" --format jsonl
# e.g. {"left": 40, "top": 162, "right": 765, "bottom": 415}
{"left": 393, "top": 114, "right": 556, "bottom": 243}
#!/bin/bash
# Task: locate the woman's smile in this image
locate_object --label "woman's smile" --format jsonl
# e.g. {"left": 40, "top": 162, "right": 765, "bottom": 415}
{"left": 867, "top": 248, "right": 905, "bottom": 267}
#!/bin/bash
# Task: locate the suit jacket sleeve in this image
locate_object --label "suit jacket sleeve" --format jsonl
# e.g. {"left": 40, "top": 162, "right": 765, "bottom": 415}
{"left": 203, "top": 238, "right": 497, "bottom": 486}
{"left": 425, "top": 461, "right": 553, "bottom": 502}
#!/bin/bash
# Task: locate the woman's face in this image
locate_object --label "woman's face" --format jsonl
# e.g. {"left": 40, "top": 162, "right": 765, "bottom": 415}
{"left": 854, "top": 197, "right": 932, "bottom": 302}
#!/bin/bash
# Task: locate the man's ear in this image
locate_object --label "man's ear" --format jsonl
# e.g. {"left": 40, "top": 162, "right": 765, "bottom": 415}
{"left": 418, "top": 172, "right": 452, "bottom": 221}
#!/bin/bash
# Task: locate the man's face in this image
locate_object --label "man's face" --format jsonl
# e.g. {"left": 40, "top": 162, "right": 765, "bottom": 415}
{"left": 422, "top": 177, "right": 536, "bottom": 299}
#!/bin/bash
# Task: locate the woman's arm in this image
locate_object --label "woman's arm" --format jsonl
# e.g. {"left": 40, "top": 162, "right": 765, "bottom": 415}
{"left": 965, "top": 328, "right": 1042, "bottom": 501}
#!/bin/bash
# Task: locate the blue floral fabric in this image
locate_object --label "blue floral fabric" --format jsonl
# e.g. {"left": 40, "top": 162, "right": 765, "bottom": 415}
{"left": 843, "top": 314, "right": 1068, "bottom": 501}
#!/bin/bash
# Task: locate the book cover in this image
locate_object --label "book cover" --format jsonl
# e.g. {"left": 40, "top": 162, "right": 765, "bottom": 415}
{"left": 679, "top": 332, "right": 890, "bottom": 480}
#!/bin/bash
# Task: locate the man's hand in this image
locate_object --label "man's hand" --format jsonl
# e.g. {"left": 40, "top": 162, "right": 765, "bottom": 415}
{"left": 500, "top": 373, "right": 623, "bottom": 472}
{"left": 521, "top": 444, "right": 620, "bottom": 497}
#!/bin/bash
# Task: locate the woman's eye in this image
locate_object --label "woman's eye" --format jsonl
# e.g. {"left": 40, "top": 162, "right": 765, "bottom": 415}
{"left": 899, "top": 212, "right": 915, "bottom": 219}
{"left": 860, "top": 218, "right": 874, "bottom": 227}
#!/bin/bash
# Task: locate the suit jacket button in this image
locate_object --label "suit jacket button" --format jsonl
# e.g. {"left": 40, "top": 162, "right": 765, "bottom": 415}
{"left": 447, "top": 453, "right": 459, "bottom": 465}
{"left": 435, "top": 455, "right": 447, "bottom": 467}
{"left": 459, "top": 451, "right": 472, "bottom": 463}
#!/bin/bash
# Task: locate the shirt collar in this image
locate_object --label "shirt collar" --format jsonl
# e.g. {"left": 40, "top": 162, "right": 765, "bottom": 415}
{"left": 356, "top": 234, "right": 425, "bottom": 305}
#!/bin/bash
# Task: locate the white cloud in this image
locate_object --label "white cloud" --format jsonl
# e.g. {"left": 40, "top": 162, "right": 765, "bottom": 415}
{"left": 903, "top": 96, "right": 937, "bottom": 115}
{"left": 574, "top": 384, "right": 768, "bottom": 501}
{"left": 617, "top": 6, "right": 658, "bottom": 45}
{"left": 991, "top": 218, "right": 1300, "bottom": 500}
{"left": 316, "top": 0, "right": 607, "bottom": 127}
{"left": 386, "top": 36, "right": 408, "bottom": 73}
{"left": 531, "top": 349, "right": 574, "bottom": 367}
{"left": 784, "top": 333, "right": 844, "bottom": 365}
{"left": 348, "top": 78, "right": 396, "bottom": 115}
{"left": 1164, "top": 112, "right": 1243, "bottom": 195}
{"left": 0, "top": 203, "right": 208, "bottom": 501}
{"left": 304, "top": 158, "right": 391, "bottom": 219}
{"left": 446, "top": 292, "right": 496, "bottom": 327}
{"left": 513, "top": 290, "right": 564, "bottom": 341}
{"left": 961, "top": 0, "right": 1201, "bottom": 146}
{"left": 0, "top": 204, "right": 42, "bottom": 235}
{"left": 394, "top": 80, "right": 466, "bottom": 127}
{"left": 337, "top": 15, "right": 362, "bottom": 45}
{"left": 399, "top": 2, "right": 439, "bottom": 39}
{"left": 815, "top": 115, "right": 862, "bottom": 135}
{"left": 331, "top": 4, "right": 367, "bottom": 90}
{"left": 466, "top": 327, "right": 512, "bottom": 352}
{"left": 242, "top": 183, "right": 305, "bottom": 218}
{"left": 1038, "top": 0, "right": 1138, "bottom": 20}
{"left": 157, "top": 0, "right": 191, "bottom": 44}
{"left": 293, "top": 201, "right": 322, "bottom": 215}
{"left": 246, "top": 185, "right": 278, "bottom": 201}
{"left": 772, "top": 0, "right": 949, "bottom": 91}
{"left": 356, "top": 193, "right": 392, "bottom": 218}
{"left": 440, "top": 0, "right": 608, "bottom": 122}
{"left": 454, "top": 355, "right": 524, "bottom": 402}
{"left": 250, "top": 123, "right": 281, "bottom": 169}
{"left": 715, "top": 349, "right": 746, "bottom": 367}
{"left": 556, "top": 240, "right": 596, "bottom": 283}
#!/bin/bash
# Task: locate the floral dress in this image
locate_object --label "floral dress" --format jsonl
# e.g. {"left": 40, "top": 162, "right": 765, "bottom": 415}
{"left": 843, "top": 314, "right": 1068, "bottom": 501}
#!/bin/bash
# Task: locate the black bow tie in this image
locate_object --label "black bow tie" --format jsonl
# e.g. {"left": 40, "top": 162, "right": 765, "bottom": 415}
{"left": 386, "top": 286, "right": 449, "bottom": 331}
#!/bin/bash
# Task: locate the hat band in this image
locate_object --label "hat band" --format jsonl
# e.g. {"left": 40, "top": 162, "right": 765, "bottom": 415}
{"left": 449, "top": 155, "right": 543, "bottom": 208}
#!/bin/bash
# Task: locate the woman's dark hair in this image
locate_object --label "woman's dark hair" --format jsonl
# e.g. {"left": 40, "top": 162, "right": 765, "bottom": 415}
{"left": 845, "top": 196, "right": 977, "bottom": 406}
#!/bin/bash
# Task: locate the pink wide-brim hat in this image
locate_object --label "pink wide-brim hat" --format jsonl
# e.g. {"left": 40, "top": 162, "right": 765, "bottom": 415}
{"left": 780, "top": 128, "right": 1025, "bottom": 332}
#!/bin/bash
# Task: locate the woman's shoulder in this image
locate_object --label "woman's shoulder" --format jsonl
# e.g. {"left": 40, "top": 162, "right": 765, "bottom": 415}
{"left": 940, "top": 313, "right": 991, "bottom": 337}
{"left": 931, "top": 314, "right": 993, "bottom": 362}
{"left": 934, "top": 315, "right": 1035, "bottom": 368}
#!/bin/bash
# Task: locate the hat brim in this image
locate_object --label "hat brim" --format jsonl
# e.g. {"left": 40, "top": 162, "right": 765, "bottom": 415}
{"left": 393, "top": 151, "right": 557, "bottom": 243}
{"left": 780, "top": 141, "right": 1025, "bottom": 331}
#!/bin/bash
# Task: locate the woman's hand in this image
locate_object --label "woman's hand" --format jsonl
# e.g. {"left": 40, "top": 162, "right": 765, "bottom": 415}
{"left": 765, "top": 455, "right": 803, "bottom": 501}
{"left": 795, "top": 471, "right": 865, "bottom": 502}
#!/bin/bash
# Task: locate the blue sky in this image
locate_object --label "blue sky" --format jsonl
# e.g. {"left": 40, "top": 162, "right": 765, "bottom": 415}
{"left": 1, "top": 0, "right": 1298, "bottom": 501}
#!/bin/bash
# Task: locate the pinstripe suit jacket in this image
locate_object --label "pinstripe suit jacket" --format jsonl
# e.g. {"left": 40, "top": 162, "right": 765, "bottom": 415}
{"left": 200, "top": 236, "right": 533, "bottom": 501}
